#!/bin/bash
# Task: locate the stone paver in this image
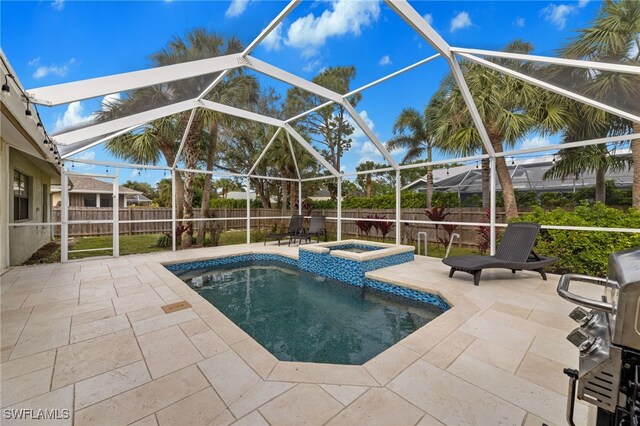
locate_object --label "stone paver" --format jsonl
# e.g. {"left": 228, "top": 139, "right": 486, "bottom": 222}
{"left": 0, "top": 244, "right": 602, "bottom": 425}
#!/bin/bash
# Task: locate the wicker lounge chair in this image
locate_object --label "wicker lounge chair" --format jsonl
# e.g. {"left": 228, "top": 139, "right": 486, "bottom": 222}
{"left": 442, "top": 222, "right": 557, "bottom": 286}
{"left": 264, "top": 214, "right": 304, "bottom": 246}
{"left": 292, "top": 216, "right": 327, "bottom": 245}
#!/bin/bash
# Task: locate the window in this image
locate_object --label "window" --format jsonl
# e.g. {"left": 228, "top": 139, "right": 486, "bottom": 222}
{"left": 83, "top": 195, "right": 97, "bottom": 207}
{"left": 13, "top": 170, "right": 30, "bottom": 221}
{"left": 100, "top": 194, "right": 113, "bottom": 208}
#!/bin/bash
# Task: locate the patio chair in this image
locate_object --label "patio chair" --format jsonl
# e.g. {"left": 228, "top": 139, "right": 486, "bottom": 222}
{"left": 292, "top": 215, "right": 327, "bottom": 245}
{"left": 442, "top": 222, "right": 557, "bottom": 286}
{"left": 264, "top": 214, "right": 304, "bottom": 246}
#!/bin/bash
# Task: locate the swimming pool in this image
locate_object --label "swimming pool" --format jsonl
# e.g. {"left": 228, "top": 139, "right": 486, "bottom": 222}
{"left": 169, "top": 256, "right": 448, "bottom": 365}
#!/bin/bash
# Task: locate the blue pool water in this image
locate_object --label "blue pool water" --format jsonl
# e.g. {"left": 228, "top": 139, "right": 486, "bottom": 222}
{"left": 174, "top": 259, "right": 445, "bottom": 365}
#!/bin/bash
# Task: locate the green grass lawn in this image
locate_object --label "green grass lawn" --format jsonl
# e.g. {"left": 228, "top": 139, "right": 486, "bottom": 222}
{"left": 24, "top": 230, "right": 480, "bottom": 264}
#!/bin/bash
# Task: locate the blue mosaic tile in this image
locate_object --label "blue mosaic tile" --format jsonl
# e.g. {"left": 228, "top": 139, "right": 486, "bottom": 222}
{"left": 165, "top": 252, "right": 448, "bottom": 311}
{"left": 363, "top": 278, "right": 450, "bottom": 311}
{"left": 165, "top": 253, "right": 296, "bottom": 273}
{"left": 327, "top": 244, "right": 383, "bottom": 252}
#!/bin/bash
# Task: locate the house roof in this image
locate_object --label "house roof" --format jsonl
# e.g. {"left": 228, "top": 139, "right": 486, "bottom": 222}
{"left": 125, "top": 194, "right": 152, "bottom": 203}
{"left": 51, "top": 176, "right": 141, "bottom": 194}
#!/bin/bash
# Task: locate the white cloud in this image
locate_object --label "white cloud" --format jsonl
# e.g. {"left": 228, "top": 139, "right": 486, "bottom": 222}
{"left": 541, "top": 4, "right": 575, "bottom": 30}
{"left": 51, "top": 0, "right": 64, "bottom": 11}
{"left": 378, "top": 55, "right": 391, "bottom": 66}
{"left": 514, "top": 17, "right": 525, "bottom": 27}
{"left": 262, "top": 23, "right": 283, "bottom": 51}
{"left": 54, "top": 101, "right": 93, "bottom": 132}
{"left": 29, "top": 57, "right": 77, "bottom": 79}
{"left": 521, "top": 135, "right": 551, "bottom": 149}
{"left": 101, "top": 93, "right": 121, "bottom": 111}
{"left": 225, "top": 0, "right": 250, "bottom": 18}
{"left": 578, "top": 0, "right": 590, "bottom": 8}
{"left": 284, "top": 0, "right": 381, "bottom": 57}
{"left": 423, "top": 13, "right": 433, "bottom": 25}
{"left": 450, "top": 11, "right": 472, "bottom": 32}
{"left": 303, "top": 58, "right": 325, "bottom": 73}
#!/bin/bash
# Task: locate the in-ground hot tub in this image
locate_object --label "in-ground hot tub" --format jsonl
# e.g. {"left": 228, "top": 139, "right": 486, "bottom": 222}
{"left": 299, "top": 239, "right": 415, "bottom": 286}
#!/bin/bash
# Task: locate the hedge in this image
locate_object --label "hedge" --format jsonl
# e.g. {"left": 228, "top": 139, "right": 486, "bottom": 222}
{"left": 513, "top": 203, "right": 640, "bottom": 277}
{"left": 308, "top": 191, "right": 461, "bottom": 210}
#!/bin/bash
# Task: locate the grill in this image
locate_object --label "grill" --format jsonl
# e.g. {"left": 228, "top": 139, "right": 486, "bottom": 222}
{"left": 558, "top": 246, "right": 640, "bottom": 425}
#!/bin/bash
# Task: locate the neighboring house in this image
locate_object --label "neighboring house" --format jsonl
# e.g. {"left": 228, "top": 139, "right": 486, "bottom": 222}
{"left": 125, "top": 194, "right": 152, "bottom": 206}
{"left": 51, "top": 176, "right": 143, "bottom": 208}
{"left": 309, "top": 188, "right": 332, "bottom": 201}
{"left": 404, "top": 155, "right": 634, "bottom": 198}
{"left": 1, "top": 53, "right": 61, "bottom": 270}
{"left": 226, "top": 191, "right": 256, "bottom": 201}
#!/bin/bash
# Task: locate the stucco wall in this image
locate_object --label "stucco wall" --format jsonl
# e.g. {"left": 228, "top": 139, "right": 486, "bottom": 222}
{"left": 7, "top": 148, "right": 54, "bottom": 266}
{"left": 0, "top": 140, "right": 10, "bottom": 271}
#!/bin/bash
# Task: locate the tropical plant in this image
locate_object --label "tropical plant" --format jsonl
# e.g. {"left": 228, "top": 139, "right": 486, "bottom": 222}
{"left": 554, "top": 0, "right": 640, "bottom": 208}
{"left": 426, "top": 40, "right": 568, "bottom": 219}
{"left": 369, "top": 214, "right": 394, "bottom": 242}
{"left": 355, "top": 219, "right": 373, "bottom": 238}
{"left": 388, "top": 107, "right": 438, "bottom": 208}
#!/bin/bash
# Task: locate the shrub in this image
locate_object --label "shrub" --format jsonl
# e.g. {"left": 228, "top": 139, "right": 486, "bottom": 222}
{"left": 512, "top": 203, "right": 640, "bottom": 276}
{"left": 156, "top": 234, "right": 171, "bottom": 248}
{"left": 432, "top": 192, "right": 461, "bottom": 208}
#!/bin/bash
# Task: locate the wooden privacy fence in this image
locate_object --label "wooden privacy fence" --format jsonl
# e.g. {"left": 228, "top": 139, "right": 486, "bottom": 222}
{"left": 53, "top": 207, "right": 511, "bottom": 246}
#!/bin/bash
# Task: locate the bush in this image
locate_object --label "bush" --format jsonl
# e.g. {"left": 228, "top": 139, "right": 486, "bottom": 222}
{"left": 209, "top": 198, "right": 262, "bottom": 208}
{"left": 512, "top": 203, "right": 640, "bottom": 276}
{"left": 156, "top": 234, "right": 171, "bottom": 248}
{"left": 432, "top": 192, "right": 461, "bottom": 208}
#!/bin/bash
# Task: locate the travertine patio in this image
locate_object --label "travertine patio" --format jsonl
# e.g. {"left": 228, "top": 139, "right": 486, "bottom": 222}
{"left": 1, "top": 244, "right": 598, "bottom": 425}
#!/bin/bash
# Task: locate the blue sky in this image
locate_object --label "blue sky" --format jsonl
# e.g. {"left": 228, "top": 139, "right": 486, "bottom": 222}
{"left": 1, "top": 0, "right": 604, "bottom": 182}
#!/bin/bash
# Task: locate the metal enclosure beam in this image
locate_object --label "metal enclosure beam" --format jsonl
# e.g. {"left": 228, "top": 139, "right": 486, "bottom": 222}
{"left": 246, "top": 56, "right": 344, "bottom": 103}
{"left": 172, "top": 108, "right": 198, "bottom": 168}
{"left": 248, "top": 128, "right": 282, "bottom": 175}
{"left": 27, "top": 54, "right": 242, "bottom": 106}
{"left": 342, "top": 100, "right": 399, "bottom": 169}
{"left": 283, "top": 124, "right": 340, "bottom": 177}
{"left": 199, "top": 99, "right": 284, "bottom": 127}
{"left": 242, "top": 0, "right": 301, "bottom": 56}
{"left": 451, "top": 47, "right": 640, "bottom": 75}
{"left": 53, "top": 99, "right": 196, "bottom": 145}
{"left": 458, "top": 52, "right": 640, "bottom": 124}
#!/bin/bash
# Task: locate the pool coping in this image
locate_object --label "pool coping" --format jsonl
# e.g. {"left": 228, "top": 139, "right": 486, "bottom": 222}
{"left": 151, "top": 246, "right": 480, "bottom": 386}
{"left": 299, "top": 239, "right": 415, "bottom": 261}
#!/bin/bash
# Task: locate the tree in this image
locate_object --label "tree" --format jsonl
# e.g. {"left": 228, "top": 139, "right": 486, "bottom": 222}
{"left": 426, "top": 40, "right": 568, "bottom": 219}
{"left": 388, "top": 108, "right": 438, "bottom": 208}
{"left": 122, "top": 180, "right": 157, "bottom": 201}
{"left": 285, "top": 66, "right": 361, "bottom": 187}
{"left": 213, "top": 178, "right": 241, "bottom": 199}
{"left": 99, "top": 29, "right": 256, "bottom": 248}
{"left": 354, "top": 161, "right": 394, "bottom": 197}
{"left": 557, "top": 0, "right": 640, "bottom": 208}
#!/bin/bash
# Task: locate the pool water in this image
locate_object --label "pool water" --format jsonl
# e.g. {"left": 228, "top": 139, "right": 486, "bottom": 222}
{"left": 176, "top": 260, "right": 444, "bottom": 365}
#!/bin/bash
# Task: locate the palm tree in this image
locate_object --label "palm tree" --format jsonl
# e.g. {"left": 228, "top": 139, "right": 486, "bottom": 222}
{"left": 426, "top": 40, "right": 568, "bottom": 219}
{"left": 100, "top": 29, "right": 258, "bottom": 248}
{"left": 388, "top": 108, "right": 437, "bottom": 208}
{"left": 557, "top": 0, "right": 640, "bottom": 208}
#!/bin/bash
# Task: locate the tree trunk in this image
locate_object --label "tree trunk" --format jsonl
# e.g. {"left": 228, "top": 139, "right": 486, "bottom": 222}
{"left": 481, "top": 158, "right": 490, "bottom": 208}
{"left": 595, "top": 166, "right": 606, "bottom": 204}
{"left": 366, "top": 175, "right": 372, "bottom": 198}
{"left": 197, "top": 140, "right": 216, "bottom": 246}
{"left": 491, "top": 140, "right": 518, "bottom": 219}
{"left": 180, "top": 115, "right": 203, "bottom": 249}
{"left": 426, "top": 146, "right": 433, "bottom": 209}
{"left": 289, "top": 182, "right": 297, "bottom": 214}
{"left": 281, "top": 180, "right": 289, "bottom": 215}
{"left": 633, "top": 123, "right": 640, "bottom": 209}
{"left": 252, "top": 178, "right": 271, "bottom": 208}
